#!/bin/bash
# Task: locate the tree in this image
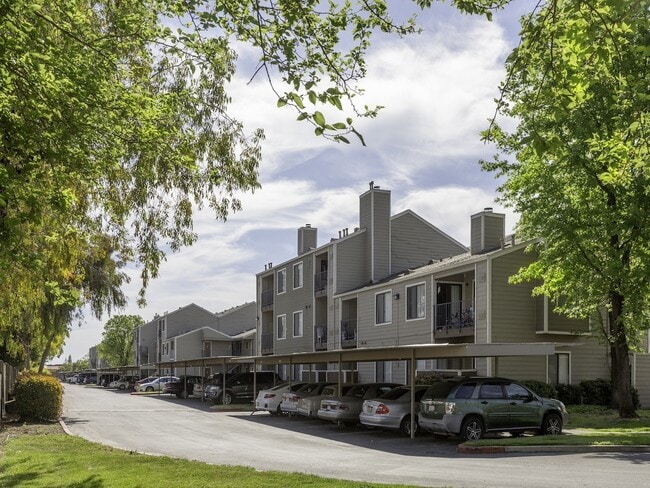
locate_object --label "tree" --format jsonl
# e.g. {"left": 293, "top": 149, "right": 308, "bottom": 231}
{"left": 482, "top": 0, "right": 648, "bottom": 417}
{"left": 98, "top": 315, "right": 144, "bottom": 367}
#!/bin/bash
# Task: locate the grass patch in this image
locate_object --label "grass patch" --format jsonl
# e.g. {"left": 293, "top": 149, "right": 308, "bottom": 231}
{"left": 0, "top": 432, "right": 417, "bottom": 488}
{"left": 464, "top": 407, "right": 650, "bottom": 448}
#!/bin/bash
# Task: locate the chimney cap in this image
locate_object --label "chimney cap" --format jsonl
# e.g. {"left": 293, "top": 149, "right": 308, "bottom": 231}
{"left": 484, "top": 207, "right": 493, "bottom": 212}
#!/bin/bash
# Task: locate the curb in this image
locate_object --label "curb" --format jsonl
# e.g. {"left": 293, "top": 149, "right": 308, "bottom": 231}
{"left": 58, "top": 418, "right": 73, "bottom": 436}
{"left": 457, "top": 443, "right": 650, "bottom": 454}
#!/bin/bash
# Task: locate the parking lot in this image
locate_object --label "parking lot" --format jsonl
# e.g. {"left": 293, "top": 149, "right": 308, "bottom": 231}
{"left": 62, "top": 384, "right": 650, "bottom": 488}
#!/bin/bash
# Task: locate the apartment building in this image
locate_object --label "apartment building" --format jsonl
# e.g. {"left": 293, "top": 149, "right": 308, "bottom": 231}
{"left": 255, "top": 184, "right": 650, "bottom": 405}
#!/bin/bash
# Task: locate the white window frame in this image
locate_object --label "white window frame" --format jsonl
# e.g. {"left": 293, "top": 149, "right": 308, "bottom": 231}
{"left": 548, "top": 352, "right": 571, "bottom": 385}
{"left": 375, "top": 290, "right": 392, "bottom": 325}
{"left": 293, "top": 261, "right": 303, "bottom": 289}
{"left": 406, "top": 282, "right": 426, "bottom": 321}
{"left": 293, "top": 310, "right": 303, "bottom": 337}
{"left": 277, "top": 314, "right": 286, "bottom": 340}
{"left": 277, "top": 268, "right": 286, "bottom": 294}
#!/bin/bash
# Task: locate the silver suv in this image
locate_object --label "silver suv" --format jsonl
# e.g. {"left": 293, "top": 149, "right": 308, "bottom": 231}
{"left": 418, "top": 377, "right": 568, "bottom": 440}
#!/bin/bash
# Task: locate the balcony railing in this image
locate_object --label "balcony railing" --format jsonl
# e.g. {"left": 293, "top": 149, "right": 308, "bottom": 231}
{"left": 341, "top": 319, "right": 357, "bottom": 349}
{"left": 261, "top": 332, "right": 274, "bottom": 355}
{"left": 314, "top": 270, "right": 328, "bottom": 295}
{"left": 434, "top": 300, "right": 475, "bottom": 338}
{"left": 261, "top": 289, "right": 274, "bottom": 310}
{"left": 315, "top": 325, "right": 327, "bottom": 350}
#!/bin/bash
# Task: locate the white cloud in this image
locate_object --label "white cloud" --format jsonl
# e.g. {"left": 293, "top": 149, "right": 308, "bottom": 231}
{"left": 56, "top": 6, "right": 522, "bottom": 362}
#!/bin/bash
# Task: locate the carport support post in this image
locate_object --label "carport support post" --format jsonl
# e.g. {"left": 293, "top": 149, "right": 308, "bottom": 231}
{"left": 338, "top": 352, "right": 342, "bottom": 397}
{"left": 201, "top": 359, "right": 205, "bottom": 402}
{"left": 222, "top": 358, "right": 227, "bottom": 404}
{"left": 410, "top": 348, "right": 416, "bottom": 440}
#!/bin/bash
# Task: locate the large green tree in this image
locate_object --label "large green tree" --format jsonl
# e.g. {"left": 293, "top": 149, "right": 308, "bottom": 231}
{"left": 98, "top": 315, "right": 144, "bottom": 367}
{"left": 482, "top": 0, "right": 648, "bottom": 417}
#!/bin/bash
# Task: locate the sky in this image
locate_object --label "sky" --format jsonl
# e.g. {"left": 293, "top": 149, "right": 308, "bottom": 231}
{"left": 55, "top": 1, "right": 536, "bottom": 363}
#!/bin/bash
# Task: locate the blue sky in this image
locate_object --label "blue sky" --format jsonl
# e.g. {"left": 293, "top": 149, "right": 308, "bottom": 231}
{"left": 57, "top": 1, "right": 535, "bottom": 362}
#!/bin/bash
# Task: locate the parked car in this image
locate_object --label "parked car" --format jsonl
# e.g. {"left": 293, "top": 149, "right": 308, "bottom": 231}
{"left": 297, "top": 384, "right": 354, "bottom": 419}
{"left": 109, "top": 376, "right": 139, "bottom": 390}
{"left": 318, "top": 383, "right": 402, "bottom": 425}
{"left": 255, "top": 382, "right": 308, "bottom": 415}
{"left": 280, "top": 382, "right": 335, "bottom": 415}
{"left": 136, "top": 376, "right": 179, "bottom": 392}
{"left": 204, "top": 371, "right": 283, "bottom": 404}
{"left": 109, "top": 378, "right": 129, "bottom": 390}
{"left": 164, "top": 375, "right": 204, "bottom": 398}
{"left": 67, "top": 374, "right": 79, "bottom": 384}
{"left": 359, "top": 385, "right": 429, "bottom": 436}
{"left": 99, "top": 373, "right": 121, "bottom": 387}
{"left": 418, "top": 377, "right": 568, "bottom": 441}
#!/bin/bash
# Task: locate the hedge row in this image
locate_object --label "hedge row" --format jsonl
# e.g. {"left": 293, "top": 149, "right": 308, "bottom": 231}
{"left": 14, "top": 372, "right": 63, "bottom": 421}
{"left": 524, "top": 378, "right": 641, "bottom": 409}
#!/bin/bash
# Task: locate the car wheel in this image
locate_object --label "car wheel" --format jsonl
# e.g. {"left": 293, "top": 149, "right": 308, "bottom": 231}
{"left": 145, "top": 386, "right": 153, "bottom": 392}
{"left": 541, "top": 412, "right": 563, "bottom": 435}
{"left": 461, "top": 416, "right": 484, "bottom": 441}
{"left": 400, "top": 415, "right": 418, "bottom": 437}
{"left": 220, "top": 391, "right": 233, "bottom": 405}
{"left": 181, "top": 389, "right": 189, "bottom": 399}
{"left": 269, "top": 404, "right": 281, "bottom": 415}
{"left": 119, "top": 385, "right": 126, "bottom": 390}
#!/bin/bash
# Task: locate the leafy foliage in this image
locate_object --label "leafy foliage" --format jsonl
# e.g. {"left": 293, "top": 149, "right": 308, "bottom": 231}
{"left": 98, "top": 315, "right": 144, "bottom": 367}
{"left": 481, "top": 0, "right": 648, "bottom": 416}
{"left": 14, "top": 372, "right": 63, "bottom": 421}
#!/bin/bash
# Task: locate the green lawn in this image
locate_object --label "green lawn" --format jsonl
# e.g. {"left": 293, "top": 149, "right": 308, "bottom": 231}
{"left": 0, "top": 433, "right": 417, "bottom": 488}
{"left": 464, "top": 406, "right": 650, "bottom": 447}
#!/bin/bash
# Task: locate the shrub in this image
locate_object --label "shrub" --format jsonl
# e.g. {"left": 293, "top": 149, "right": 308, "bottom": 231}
{"left": 14, "top": 372, "right": 63, "bottom": 421}
{"left": 579, "top": 378, "right": 611, "bottom": 406}
{"left": 556, "top": 383, "right": 582, "bottom": 405}
{"left": 521, "top": 380, "right": 557, "bottom": 399}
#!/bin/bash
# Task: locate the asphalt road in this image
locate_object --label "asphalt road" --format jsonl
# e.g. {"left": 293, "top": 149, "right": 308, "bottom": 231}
{"left": 62, "top": 384, "right": 650, "bottom": 488}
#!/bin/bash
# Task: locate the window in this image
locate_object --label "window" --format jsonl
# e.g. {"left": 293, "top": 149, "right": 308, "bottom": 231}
{"left": 277, "top": 269, "right": 286, "bottom": 294}
{"left": 375, "top": 291, "right": 392, "bottom": 325}
{"left": 293, "top": 262, "right": 303, "bottom": 289}
{"left": 406, "top": 283, "right": 426, "bottom": 320}
{"left": 549, "top": 352, "right": 570, "bottom": 384}
{"left": 293, "top": 311, "right": 303, "bottom": 337}
{"left": 277, "top": 314, "right": 286, "bottom": 340}
{"left": 479, "top": 383, "right": 505, "bottom": 399}
{"left": 505, "top": 383, "right": 531, "bottom": 400}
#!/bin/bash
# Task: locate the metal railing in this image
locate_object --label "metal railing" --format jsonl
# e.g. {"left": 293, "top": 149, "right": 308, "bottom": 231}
{"left": 341, "top": 319, "right": 357, "bottom": 348}
{"left": 434, "top": 300, "right": 474, "bottom": 331}
{"left": 314, "top": 270, "right": 328, "bottom": 294}
{"left": 315, "top": 325, "right": 327, "bottom": 350}
{"left": 261, "top": 332, "right": 274, "bottom": 355}
{"left": 261, "top": 289, "right": 274, "bottom": 309}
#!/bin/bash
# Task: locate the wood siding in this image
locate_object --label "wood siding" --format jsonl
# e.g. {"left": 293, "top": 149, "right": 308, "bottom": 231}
{"left": 634, "top": 354, "right": 650, "bottom": 408}
{"left": 391, "top": 212, "right": 466, "bottom": 273}
{"left": 166, "top": 304, "right": 219, "bottom": 338}
{"left": 335, "top": 234, "right": 368, "bottom": 294}
{"left": 217, "top": 302, "right": 256, "bottom": 336}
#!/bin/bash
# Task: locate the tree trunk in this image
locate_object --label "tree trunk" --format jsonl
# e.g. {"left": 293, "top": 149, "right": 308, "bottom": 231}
{"left": 609, "top": 292, "right": 636, "bottom": 418}
{"left": 38, "top": 333, "right": 55, "bottom": 374}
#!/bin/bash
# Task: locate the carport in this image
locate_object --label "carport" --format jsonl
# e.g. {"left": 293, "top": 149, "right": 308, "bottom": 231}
{"left": 152, "top": 342, "right": 559, "bottom": 438}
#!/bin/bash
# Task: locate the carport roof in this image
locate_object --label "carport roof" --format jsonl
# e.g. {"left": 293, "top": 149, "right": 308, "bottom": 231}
{"left": 151, "top": 342, "right": 560, "bottom": 369}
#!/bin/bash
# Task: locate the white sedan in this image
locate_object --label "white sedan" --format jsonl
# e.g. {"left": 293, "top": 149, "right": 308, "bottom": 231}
{"left": 136, "top": 376, "right": 179, "bottom": 392}
{"left": 255, "top": 382, "right": 307, "bottom": 414}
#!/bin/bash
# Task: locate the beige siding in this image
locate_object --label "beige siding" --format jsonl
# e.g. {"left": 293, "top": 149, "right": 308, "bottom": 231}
{"left": 567, "top": 339, "right": 610, "bottom": 383}
{"left": 474, "top": 261, "right": 488, "bottom": 344}
{"left": 335, "top": 235, "right": 368, "bottom": 293}
{"left": 490, "top": 250, "right": 538, "bottom": 343}
{"left": 166, "top": 304, "right": 218, "bottom": 337}
{"left": 470, "top": 217, "right": 482, "bottom": 255}
{"left": 634, "top": 354, "right": 650, "bottom": 408}
{"left": 495, "top": 356, "right": 547, "bottom": 381}
{"left": 372, "top": 190, "right": 391, "bottom": 280}
{"left": 217, "top": 302, "right": 256, "bottom": 336}
{"left": 391, "top": 212, "right": 466, "bottom": 273}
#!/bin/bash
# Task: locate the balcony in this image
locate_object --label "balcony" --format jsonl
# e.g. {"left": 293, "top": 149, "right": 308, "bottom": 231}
{"left": 261, "top": 289, "right": 274, "bottom": 311}
{"left": 434, "top": 300, "right": 475, "bottom": 338}
{"left": 314, "top": 325, "right": 327, "bottom": 351}
{"left": 314, "top": 270, "right": 328, "bottom": 297}
{"left": 341, "top": 319, "right": 357, "bottom": 349}
{"left": 261, "top": 332, "right": 274, "bottom": 355}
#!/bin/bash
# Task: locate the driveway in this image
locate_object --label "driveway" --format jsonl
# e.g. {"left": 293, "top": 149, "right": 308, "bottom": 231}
{"left": 62, "top": 385, "right": 650, "bottom": 488}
